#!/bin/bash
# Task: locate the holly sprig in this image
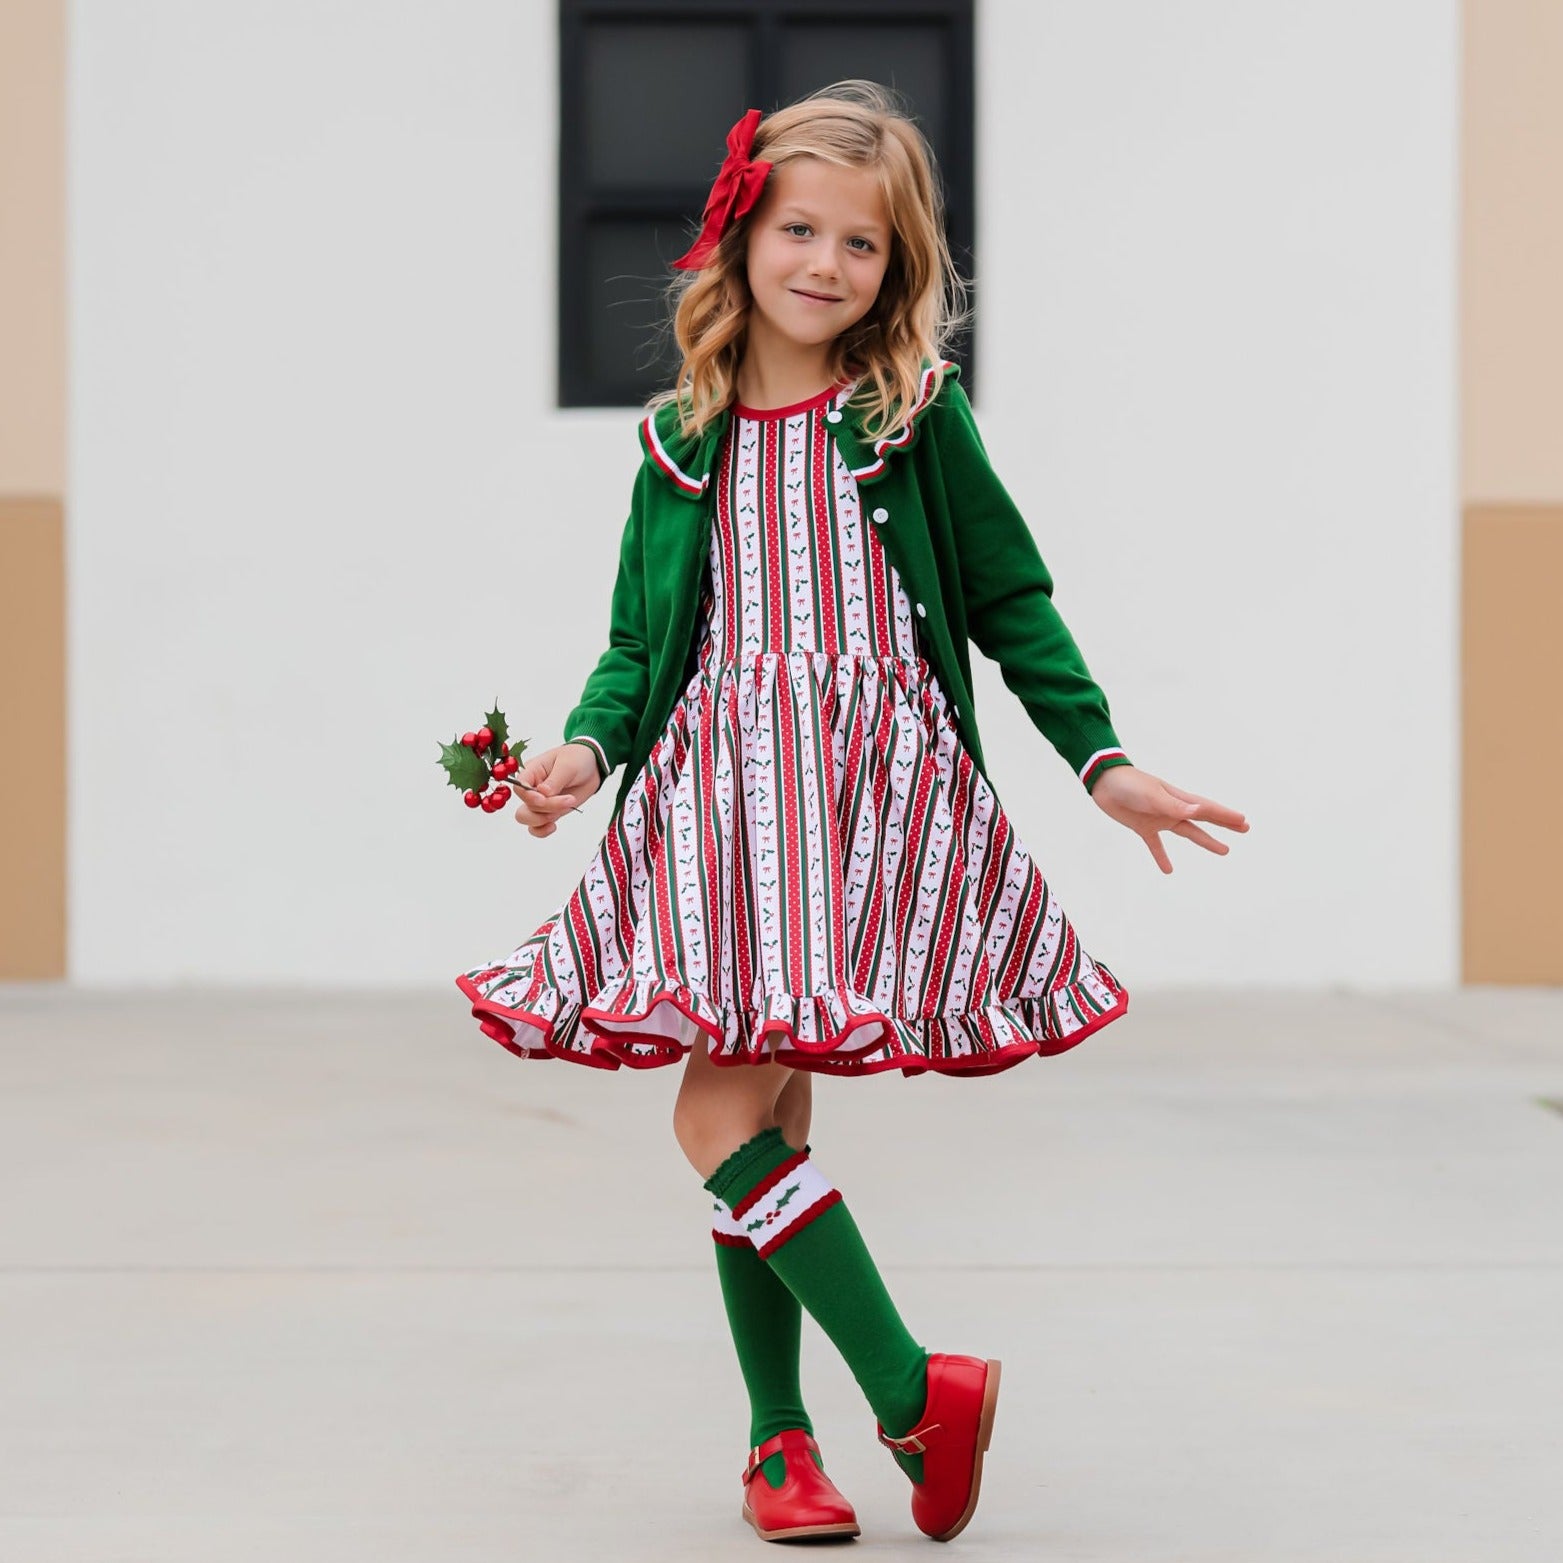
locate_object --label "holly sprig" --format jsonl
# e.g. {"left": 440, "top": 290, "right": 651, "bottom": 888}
{"left": 437, "top": 702, "right": 585, "bottom": 818}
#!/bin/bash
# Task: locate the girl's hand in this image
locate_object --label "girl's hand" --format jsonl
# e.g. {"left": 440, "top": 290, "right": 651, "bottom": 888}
{"left": 1088, "top": 765, "right": 1249, "bottom": 874}
{"left": 511, "top": 743, "right": 603, "bottom": 838}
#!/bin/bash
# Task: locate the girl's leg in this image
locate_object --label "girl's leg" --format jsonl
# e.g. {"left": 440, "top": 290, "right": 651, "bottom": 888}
{"left": 677, "top": 1044, "right": 931, "bottom": 1483}
{"left": 773, "top": 1067, "right": 812, "bottom": 1153}
{"left": 672, "top": 1031, "right": 800, "bottom": 1179}
{"left": 687, "top": 1044, "right": 825, "bottom": 1481}
{"left": 681, "top": 1041, "right": 818, "bottom": 1486}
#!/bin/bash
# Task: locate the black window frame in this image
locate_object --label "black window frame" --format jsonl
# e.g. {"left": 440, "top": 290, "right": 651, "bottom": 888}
{"left": 558, "top": 0, "right": 976, "bottom": 407}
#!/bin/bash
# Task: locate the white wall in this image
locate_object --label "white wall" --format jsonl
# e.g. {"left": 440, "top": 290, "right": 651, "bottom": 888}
{"left": 67, "top": 0, "right": 1458, "bottom": 987}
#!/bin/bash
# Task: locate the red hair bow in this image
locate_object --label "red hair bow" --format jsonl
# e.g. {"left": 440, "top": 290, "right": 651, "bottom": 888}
{"left": 670, "top": 108, "right": 773, "bottom": 272}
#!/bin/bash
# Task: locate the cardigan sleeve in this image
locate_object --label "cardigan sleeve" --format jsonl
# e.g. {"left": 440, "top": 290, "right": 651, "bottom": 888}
{"left": 561, "top": 465, "right": 653, "bottom": 783}
{"left": 934, "top": 381, "right": 1132, "bottom": 794}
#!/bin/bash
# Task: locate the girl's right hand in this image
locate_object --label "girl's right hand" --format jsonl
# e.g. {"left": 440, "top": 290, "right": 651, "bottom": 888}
{"left": 510, "top": 743, "right": 603, "bottom": 837}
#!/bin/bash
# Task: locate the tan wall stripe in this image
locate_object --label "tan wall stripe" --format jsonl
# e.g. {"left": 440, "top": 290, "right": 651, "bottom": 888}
{"left": 1461, "top": 1, "right": 1563, "bottom": 983}
{"left": 0, "top": 500, "right": 67, "bottom": 978}
{"left": 2, "top": 0, "right": 67, "bottom": 978}
{"left": 0, "top": 0, "right": 67, "bottom": 493}
{"left": 1461, "top": 508, "right": 1563, "bottom": 982}
{"left": 1461, "top": 0, "right": 1563, "bottom": 501}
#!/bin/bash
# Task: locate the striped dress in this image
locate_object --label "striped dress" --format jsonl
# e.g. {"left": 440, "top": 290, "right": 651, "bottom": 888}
{"left": 456, "top": 379, "right": 1129, "bottom": 1075}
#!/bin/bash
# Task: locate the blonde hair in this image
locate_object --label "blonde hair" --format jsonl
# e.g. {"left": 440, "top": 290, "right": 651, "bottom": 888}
{"left": 645, "top": 80, "right": 972, "bottom": 443}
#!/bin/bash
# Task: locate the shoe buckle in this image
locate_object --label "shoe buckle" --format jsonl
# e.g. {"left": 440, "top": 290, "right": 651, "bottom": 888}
{"left": 745, "top": 1430, "right": 814, "bottom": 1484}
{"left": 878, "top": 1420, "right": 939, "bottom": 1455}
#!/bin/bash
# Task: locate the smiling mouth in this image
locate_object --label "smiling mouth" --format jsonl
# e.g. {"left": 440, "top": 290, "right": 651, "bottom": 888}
{"left": 792, "top": 289, "right": 843, "bottom": 302}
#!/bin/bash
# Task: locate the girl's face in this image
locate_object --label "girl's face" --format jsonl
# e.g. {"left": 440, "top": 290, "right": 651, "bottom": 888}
{"left": 744, "top": 157, "right": 892, "bottom": 351}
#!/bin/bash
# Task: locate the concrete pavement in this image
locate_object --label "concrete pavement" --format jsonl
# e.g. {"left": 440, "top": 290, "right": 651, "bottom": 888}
{"left": 2, "top": 984, "right": 1559, "bottom": 1561}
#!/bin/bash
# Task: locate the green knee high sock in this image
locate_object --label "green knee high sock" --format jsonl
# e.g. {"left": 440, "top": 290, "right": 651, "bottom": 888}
{"left": 712, "top": 1197, "right": 821, "bottom": 1491}
{"left": 704, "top": 1125, "right": 931, "bottom": 1483}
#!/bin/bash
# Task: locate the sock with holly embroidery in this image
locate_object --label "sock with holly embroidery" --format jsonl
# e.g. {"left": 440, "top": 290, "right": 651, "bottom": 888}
{"left": 704, "top": 1125, "right": 931, "bottom": 1483}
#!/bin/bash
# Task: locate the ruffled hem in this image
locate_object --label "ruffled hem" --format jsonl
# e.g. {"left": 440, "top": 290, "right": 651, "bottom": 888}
{"left": 454, "top": 962, "right": 1129, "bottom": 1079}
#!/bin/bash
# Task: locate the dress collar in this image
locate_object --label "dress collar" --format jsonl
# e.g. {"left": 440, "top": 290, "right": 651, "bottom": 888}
{"left": 638, "top": 359, "right": 960, "bottom": 500}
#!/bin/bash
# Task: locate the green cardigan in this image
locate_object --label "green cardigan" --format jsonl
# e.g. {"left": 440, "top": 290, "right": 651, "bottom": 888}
{"left": 563, "top": 360, "right": 1132, "bottom": 817}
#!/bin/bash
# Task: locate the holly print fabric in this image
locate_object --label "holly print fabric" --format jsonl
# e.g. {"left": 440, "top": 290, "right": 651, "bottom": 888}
{"left": 456, "top": 380, "right": 1128, "bottom": 1075}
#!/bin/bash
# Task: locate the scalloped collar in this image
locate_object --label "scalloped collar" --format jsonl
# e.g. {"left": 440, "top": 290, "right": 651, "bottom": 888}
{"left": 639, "top": 359, "right": 961, "bottom": 501}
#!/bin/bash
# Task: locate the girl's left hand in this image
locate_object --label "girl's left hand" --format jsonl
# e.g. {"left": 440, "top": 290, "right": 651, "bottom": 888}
{"left": 1088, "top": 765, "right": 1249, "bottom": 874}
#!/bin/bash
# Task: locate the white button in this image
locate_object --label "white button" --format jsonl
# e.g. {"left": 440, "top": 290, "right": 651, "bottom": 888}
{"left": 825, "top": 409, "right": 842, "bottom": 423}
{"left": 872, "top": 506, "right": 889, "bottom": 523}
{"left": 915, "top": 601, "right": 926, "bottom": 617}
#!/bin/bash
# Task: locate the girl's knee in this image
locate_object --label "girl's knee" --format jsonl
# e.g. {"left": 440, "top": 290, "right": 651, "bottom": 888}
{"left": 672, "top": 1092, "right": 775, "bottom": 1180}
{"left": 672, "top": 1046, "right": 791, "bottom": 1179}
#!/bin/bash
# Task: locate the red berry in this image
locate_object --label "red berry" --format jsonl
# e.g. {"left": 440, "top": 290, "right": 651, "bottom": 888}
{"left": 491, "top": 784, "right": 511, "bottom": 803}
{"left": 498, "top": 758, "right": 516, "bottom": 778}
{"left": 477, "top": 726, "right": 495, "bottom": 752}
{"left": 463, "top": 789, "right": 480, "bottom": 808}
{"left": 461, "top": 731, "right": 478, "bottom": 749}
{"left": 501, "top": 742, "right": 511, "bottom": 757}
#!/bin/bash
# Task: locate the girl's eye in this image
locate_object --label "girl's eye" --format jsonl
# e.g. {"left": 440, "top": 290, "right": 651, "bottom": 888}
{"left": 783, "top": 223, "right": 874, "bottom": 253}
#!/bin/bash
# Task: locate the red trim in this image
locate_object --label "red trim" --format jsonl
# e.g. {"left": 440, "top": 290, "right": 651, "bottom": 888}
{"left": 712, "top": 1230, "right": 752, "bottom": 1248}
{"left": 580, "top": 987, "right": 725, "bottom": 1051}
{"left": 639, "top": 413, "right": 704, "bottom": 495}
{"left": 731, "top": 1148, "right": 809, "bottom": 1219}
{"left": 756, "top": 1187, "right": 843, "bottom": 1258}
{"left": 595, "top": 1040, "right": 681, "bottom": 1069}
{"left": 1081, "top": 749, "right": 1130, "bottom": 791}
{"left": 733, "top": 378, "right": 851, "bottom": 420}
{"left": 456, "top": 970, "right": 1130, "bottom": 1078}
{"left": 752, "top": 1012, "right": 889, "bottom": 1059}
{"left": 455, "top": 973, "right": 622, "bottom": 1068}
{"left": 847, "top": 359, "right": 953, "bottom": 481}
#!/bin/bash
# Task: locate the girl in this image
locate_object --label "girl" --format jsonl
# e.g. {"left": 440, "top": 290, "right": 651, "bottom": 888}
{"left": 457, "top": 81, "right": 1248, "bottom": 1545}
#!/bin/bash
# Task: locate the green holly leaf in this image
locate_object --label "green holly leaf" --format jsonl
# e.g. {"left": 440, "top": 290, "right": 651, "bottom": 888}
{"left": 483, "top": 702, "right": 509, "bottom": 753}
{"left": 437, "top": 736, "right": 490, "bottom": 792}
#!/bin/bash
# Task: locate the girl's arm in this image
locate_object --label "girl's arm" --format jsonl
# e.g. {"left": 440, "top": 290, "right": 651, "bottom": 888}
{"left": 560, "top": 464, "right": 653, "bottom": 783}
{"left": 933, "top": 380, "right": 1131, "bottom": 794}
{"left": 933, "top": 379, "right": 1250, "bottom": 870}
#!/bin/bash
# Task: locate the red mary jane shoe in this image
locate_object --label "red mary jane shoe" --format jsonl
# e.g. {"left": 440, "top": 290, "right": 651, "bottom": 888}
{"left": 876, "top": 1354, "right": 1002, "bottom": 1542}
{"left": 740, "top": 1428, "right": 861, "bottom": 1542}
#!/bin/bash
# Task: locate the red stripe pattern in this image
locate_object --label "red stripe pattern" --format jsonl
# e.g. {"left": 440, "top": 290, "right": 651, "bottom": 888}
{"left": 457, "top": 381, "right": 1129, "bottom": 1075}
{"left": 731, "top": 1148, "right": 809, "bottom": 1219}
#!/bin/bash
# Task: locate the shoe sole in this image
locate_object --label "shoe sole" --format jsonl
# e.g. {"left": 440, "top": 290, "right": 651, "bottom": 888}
{"left": 742, "top": 1501, "right": 861, "bottom": 1542}
{"left": 930, "top": 1356, "right": 1002, "bottom": 1543}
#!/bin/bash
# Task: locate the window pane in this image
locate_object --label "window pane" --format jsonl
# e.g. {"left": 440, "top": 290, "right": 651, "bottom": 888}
{"left": 582, "top": 219, "right": 686, "bottom": 396}
{"left": 561, "top": 1, "right": 974, "bottom": 405}
{"left": 585, "top": 23, "right": 750, "bottom": 188}
{"left": 777, "top": 26, "right": 947, "bottom": 151}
